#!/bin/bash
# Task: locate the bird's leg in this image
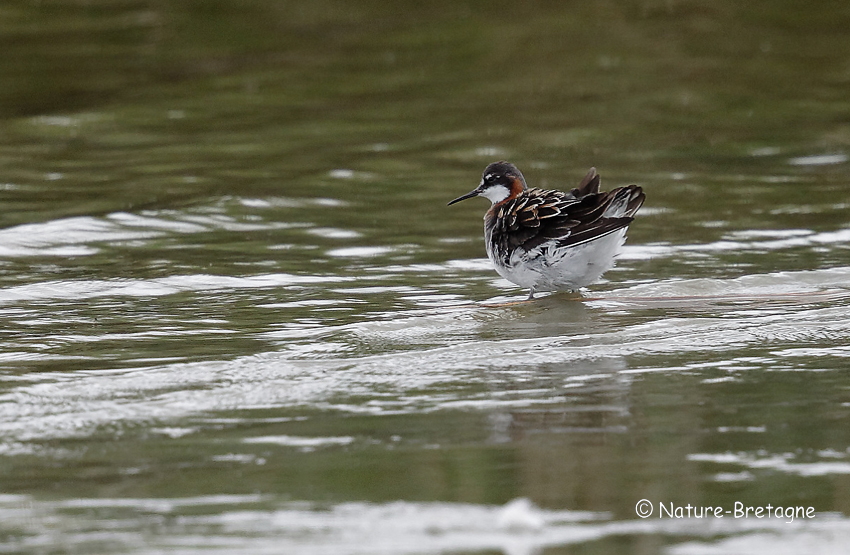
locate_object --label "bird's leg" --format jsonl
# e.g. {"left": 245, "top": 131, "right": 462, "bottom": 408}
{"left": 526, "top": 288, "right": 535, "bottom": 301}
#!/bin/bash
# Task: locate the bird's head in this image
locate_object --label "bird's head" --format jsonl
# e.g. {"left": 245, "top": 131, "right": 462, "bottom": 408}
{"left": 447, "top": 161, "right": 527, "bottom": 206}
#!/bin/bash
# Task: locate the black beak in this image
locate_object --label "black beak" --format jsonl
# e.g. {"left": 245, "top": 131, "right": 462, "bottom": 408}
{"left": 447, "top": 187, "right": 482, "bottom": 206}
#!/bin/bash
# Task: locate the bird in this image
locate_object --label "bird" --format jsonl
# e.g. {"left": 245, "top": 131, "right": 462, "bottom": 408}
{"left": 448, "top": 161, "right": 645, "bottom": 299}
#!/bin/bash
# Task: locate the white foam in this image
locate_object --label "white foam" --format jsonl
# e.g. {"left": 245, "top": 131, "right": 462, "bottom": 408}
{"left": 788, "top": 153, "right": 848, "bottom": 166}
{"left": 688, "top": 451, "right": 850, "bottom": 477}
{"left": 307, "top": 227, "right": 363, "bottom": 239}
{"left": 327, "top": 246, "right": 394, "bottom": 258}
{"left": 242, "top": 435, "right": 354, "bottom": 448}
{"left": 329, "top": 168, "right": 355, "bottom": 179}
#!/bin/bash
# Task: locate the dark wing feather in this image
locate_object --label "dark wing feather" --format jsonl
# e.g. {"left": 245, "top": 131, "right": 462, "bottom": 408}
{"left": 487, "top": 171, "right": 645, "bottom": 264}
{"left": 555, "top": 184, "right": 645, "bottom": 248}
{"left": 572, "top": 167, "right": 600, "bottom": 197}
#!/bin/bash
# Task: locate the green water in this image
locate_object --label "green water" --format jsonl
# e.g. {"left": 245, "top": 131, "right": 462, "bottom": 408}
{"left": 1, "top": 1, "right": 850, "bottom": 553}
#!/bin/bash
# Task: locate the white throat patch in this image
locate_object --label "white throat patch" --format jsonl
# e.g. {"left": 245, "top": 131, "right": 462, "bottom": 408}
{"left": 480, "top": 184, "right": 510, "bottom": 204}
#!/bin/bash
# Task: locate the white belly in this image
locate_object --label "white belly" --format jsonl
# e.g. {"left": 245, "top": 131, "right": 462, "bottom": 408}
{"left": 488, "top": 228, "right": 628, "bottom": 292}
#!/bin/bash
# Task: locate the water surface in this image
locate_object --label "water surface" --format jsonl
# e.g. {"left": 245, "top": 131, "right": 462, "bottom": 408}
{"left": 2, "top": 2, "right": 850, "bottom": 554}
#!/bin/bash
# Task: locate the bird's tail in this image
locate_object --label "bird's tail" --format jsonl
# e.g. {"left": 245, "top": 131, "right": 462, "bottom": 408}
{"left": 602, "top": 185, "right": 645, "bottom": 218}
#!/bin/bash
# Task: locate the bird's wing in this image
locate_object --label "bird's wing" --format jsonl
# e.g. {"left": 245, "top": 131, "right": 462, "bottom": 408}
{"left": 495, "top": 184, "right": 645, "bottom": 253}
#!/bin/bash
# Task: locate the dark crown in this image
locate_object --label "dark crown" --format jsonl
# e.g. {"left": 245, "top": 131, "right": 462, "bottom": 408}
{"left": 482, "top": 161, "right": 527, "bottom": 190}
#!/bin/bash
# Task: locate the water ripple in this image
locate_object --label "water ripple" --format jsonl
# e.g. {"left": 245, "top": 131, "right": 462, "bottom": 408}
{"left": 0, "top": 216, "right": 157, "bottom": 257}
{"left": 0, "top": 273, "right": 352, "bottom": 305}
{"left": 620, "top": 229, "right": 850, "bottom": 261}
{"left": 0, "top": 494, "right": 846, "bottom": 555}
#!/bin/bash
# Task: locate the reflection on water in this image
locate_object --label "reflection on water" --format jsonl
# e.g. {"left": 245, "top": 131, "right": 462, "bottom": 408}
{"left": 1, "top": 1, "right": 850, "bottom": 554}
